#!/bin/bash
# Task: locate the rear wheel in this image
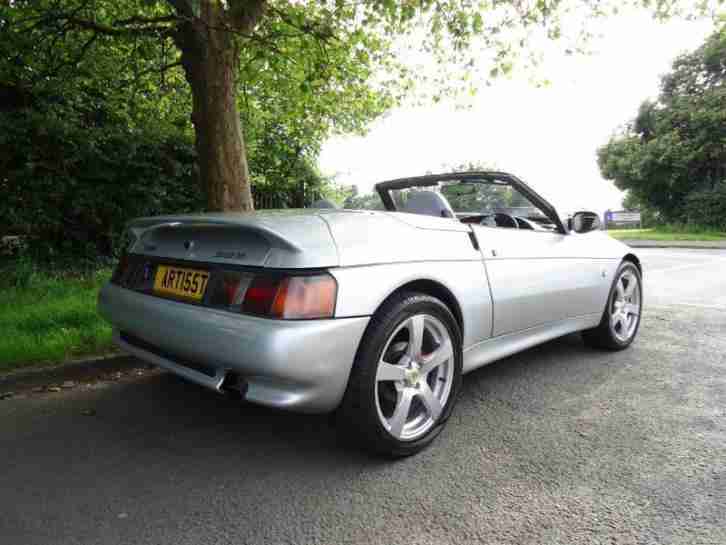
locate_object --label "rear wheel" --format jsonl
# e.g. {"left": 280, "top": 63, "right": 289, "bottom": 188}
{"left": 582, "top": 261, "right": 642, "bottom": 350}
{"left": 337, "top": 292, "right": 462, "bottom": 457}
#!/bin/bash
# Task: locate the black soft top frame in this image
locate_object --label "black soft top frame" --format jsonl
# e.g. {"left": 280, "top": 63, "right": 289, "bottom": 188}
{"left": 374, "top": 171, "right": 567, "bottom": 234}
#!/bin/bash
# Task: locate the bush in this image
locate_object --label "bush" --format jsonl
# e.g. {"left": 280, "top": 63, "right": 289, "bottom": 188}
{"left": 0, "top": 104, "right": 203, "bottom": 266}
{"left": 682, "top": 183, "right": 726, "bottom": 230}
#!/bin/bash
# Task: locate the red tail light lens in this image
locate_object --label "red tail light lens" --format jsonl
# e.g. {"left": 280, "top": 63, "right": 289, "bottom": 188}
{"left": 242, "top": 273, "right": 336, "bottom": 319}
{"left": 270, "top": 275, "right": 337, "bottom": 319}
{"left": 242, "top": 276, "right": 282, "bottom": 316}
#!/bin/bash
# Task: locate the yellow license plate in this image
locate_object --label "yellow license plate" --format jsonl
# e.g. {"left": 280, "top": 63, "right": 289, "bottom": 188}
{"left": 154, "top": 265, "right": 210, "bottom": 301}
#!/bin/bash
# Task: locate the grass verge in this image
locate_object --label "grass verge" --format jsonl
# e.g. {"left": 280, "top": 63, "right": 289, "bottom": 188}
{"left": 0, "top": 266, "right": 114, "bottom": 373}
{"left": 608, "top": 226, "right": 726, "bottom": 241}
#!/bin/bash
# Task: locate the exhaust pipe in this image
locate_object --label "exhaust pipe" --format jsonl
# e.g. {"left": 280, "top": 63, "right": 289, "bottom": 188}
{"left": 221, "top": 372, "right": 248, "bottom": 401}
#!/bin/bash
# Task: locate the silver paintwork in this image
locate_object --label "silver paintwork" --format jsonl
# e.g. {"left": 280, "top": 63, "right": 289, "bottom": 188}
{"left": 321, "top": 210, "right": 478, "bottom": 266}
{"left": 375, "top": 314, "right": 455, "bottom": 441}
{"left": 98, "top": 283, "right": 369, "bottom": 412}
{"left": 462, "top": 313, "right": 602, "bottom": 373}
{"left": 472, "top": 226, "right": 624, "bottom": 336}
{"left": 330, "top": 260, "right": 492, "bottom": 347}
{"left": 127, "top": 211, "right": 339, "bottom": 269}
{"left": 100, "top": 173, "right": 639, "bottom": 414}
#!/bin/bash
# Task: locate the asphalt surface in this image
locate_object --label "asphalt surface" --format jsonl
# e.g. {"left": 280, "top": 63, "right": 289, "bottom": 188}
{"left": 1, "top": 249, "right": 725, "bottom": 545}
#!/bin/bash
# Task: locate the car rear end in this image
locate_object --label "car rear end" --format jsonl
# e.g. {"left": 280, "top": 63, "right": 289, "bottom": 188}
{"left": 97, "top": 212, "right": 369, "bottom": 413}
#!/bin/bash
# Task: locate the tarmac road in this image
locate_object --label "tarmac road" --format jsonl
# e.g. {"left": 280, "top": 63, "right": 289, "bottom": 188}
{"left": 1, "top": 249, "right": 724, "bottom": 545}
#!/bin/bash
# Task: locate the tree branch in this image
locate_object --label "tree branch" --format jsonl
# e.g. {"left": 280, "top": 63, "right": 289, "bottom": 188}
{"left": 115, "top": 15, "right": 179, "bottom": 27}
{"left": 135, "top": 59, "right": 183, "bottom": 80}
{"left": 64, "top": 16, "right": 174, "bottom": 36}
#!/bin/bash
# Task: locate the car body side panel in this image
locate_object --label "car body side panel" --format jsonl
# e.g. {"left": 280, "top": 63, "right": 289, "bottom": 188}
{"left": 471, "top": 227, "right": 624, "bottom": 336}
{"left": 331, "top": 260, "right": 493, "bottom": 349}
{"left": 482, "top": 258, "right": 618, "bottom": 335}
{"left": 462, "top": 313, "right": 602, "bottom": 373}
{"left": 320, "top": 211, "right": 479, "bottom": 267}
{"left": 475, "top": 228, "right": 631, "bottom": 260}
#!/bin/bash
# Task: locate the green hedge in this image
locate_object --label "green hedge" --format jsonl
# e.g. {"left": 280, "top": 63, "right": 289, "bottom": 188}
{"left": 682, "top": 183, "right": 726, "bottom": 230}
{"left": 0, "top": 105, "right": 203, "bottom": 266}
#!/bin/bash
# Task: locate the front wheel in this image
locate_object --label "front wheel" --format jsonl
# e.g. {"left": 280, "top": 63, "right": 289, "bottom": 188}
{"left": 582, "top": 261, "right": 643, "bottom": 350}
{"left": 337, "top": 292, "right": 463, "bottom": 457}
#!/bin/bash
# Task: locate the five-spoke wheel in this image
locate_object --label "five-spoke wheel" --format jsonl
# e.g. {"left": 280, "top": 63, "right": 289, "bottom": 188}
{"left": 375, "top": 314, "right": 455, "bottom": 441}
{"left": 583, "top": 260, "right": 643, "bottom": 350}
{"left": 337, "top": 292, "right": 462, "bottom": 457}
{"left": 610, "top": 269, "right": 641, "bottom": 343}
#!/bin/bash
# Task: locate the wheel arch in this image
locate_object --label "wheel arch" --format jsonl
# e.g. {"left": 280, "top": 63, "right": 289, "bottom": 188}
{"left": 623, "top": 253, "right": 642, "bottom": 273}
{"left": 377, "top": 279, "right": 465, "bottom": 341}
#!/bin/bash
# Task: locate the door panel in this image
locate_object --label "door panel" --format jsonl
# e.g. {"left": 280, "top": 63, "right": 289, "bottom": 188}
{"left": 471, "top": 225, "right": 612, "bottom": 336}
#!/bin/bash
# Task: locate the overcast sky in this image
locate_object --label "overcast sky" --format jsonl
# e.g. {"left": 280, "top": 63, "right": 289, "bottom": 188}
{"left": 319, "top": 9, "right": 715, "bottom": 214}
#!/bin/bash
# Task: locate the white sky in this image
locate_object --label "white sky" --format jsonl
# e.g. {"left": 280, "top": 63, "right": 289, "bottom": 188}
{"left": 319, "top": 10, "right": 715, "bottom": 214}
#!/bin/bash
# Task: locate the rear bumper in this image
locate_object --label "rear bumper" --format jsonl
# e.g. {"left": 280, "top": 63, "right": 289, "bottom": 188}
{"left": 98, "top": 283, "right": 369, "bottom": 413}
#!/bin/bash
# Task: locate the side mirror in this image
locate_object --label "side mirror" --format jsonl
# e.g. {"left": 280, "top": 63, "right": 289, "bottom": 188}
{"left": 569, "top": 211, "right": 601, "bottom": 233}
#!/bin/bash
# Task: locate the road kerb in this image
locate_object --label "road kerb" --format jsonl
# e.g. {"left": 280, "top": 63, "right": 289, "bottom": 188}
{"left": 622, "top": 239, "right": 726, "bottom": 249}
{"left": 0, "top": 353, "right": 146, "bottom": 395}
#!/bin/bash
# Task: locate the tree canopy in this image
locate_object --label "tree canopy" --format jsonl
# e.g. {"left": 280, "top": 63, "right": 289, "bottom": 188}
{"left": 2, "top": 0, "right": 721, "bottom": 263}
{"left": 5, "top": 0, "right": 710, "bottom": 214}
{"left": 597, "top": 26, "right": 726, "bottom": 228}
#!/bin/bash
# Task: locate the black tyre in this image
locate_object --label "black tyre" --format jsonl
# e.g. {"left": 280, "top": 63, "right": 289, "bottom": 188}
{"left": 582, "top": 261, "right": 643, "bottom": 350}
{"left": 337, "top": 292, "right": 463, "bottom": 457}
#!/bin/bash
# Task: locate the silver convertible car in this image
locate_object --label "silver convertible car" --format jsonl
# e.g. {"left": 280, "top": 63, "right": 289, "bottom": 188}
{"left": 98, "top": 171, "right": 642, "bottom": 456}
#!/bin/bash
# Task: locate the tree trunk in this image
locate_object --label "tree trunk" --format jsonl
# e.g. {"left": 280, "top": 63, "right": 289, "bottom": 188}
{"left": 173, "top": 7, "right": 254, "bottom": 212}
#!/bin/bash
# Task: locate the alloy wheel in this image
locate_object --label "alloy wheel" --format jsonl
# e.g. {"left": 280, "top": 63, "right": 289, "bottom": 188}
{"left": 610, "top": 269, "right": 641, "bottom": 343}
{"left": 374, "top": 314, "right": 455, "bottom": 441}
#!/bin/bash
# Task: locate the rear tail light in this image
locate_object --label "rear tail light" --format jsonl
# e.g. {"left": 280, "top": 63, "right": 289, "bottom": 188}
{"left": 241, "top": 275, "right": 281, "bottom": 315}
{"left": 208, "top": 271, "right": 252, "bottom": 308}
{"left": 211, "top": 271, "right": 337, "bottom": 320}
{"left": 269, "top": 275, "right": 337, "bottom": 319}
{"left": 116, "top": 258, "right": 337, "bottom": 320}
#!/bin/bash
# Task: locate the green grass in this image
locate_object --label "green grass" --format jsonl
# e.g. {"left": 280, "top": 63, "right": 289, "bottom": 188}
{"left": 0, "top": 266, "right": 115, "bottom": 373}
{"left": 608, "top": 225, "right": 726, "bottom": 241}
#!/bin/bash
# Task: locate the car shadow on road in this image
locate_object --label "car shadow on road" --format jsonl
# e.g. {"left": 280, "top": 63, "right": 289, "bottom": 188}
{"left": 99, "top": 370, "right": 373, "bottom": 464}
{"left": 89, "top": 331, "right": 615, "bottom": 465}
{"left": 460, "top": 331, "right": 617, "bottom": 396}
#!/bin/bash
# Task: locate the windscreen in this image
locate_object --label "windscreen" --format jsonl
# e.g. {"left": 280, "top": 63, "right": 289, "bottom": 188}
{"left": 440, "top": 181, "right": 535, "bottom": 214}
{"left": 388, "top": 181, "right": 546, "bottom": 220}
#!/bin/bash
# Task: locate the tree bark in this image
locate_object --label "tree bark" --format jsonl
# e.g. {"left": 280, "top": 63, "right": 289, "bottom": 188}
{"left": 172, "top": 3, "right": 257, "bottom": 212}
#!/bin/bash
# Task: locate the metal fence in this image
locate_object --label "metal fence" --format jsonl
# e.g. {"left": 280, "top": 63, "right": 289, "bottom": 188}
{"left": 252, "top": 187, "right": 322, "bottom": 210}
